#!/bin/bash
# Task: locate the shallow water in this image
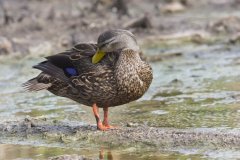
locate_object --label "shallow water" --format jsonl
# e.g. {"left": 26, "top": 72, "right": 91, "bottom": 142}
{"left": 0, "top": 41, "right": 240, "bottom": 159}
{"left": 0, "top": 143, "right": 211, "bottom": 160}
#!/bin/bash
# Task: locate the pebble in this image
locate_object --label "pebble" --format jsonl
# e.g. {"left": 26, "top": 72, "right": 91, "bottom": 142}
{"left": 0, "top": 37, "right": 13, "bottom": 55}
{"left": 127, "top": 122, "right": 139, "bottom": 127}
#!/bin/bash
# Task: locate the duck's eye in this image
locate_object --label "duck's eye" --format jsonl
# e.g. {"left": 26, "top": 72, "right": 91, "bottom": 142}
{"left": 99, "top": 42, "right": 108, "bottom": 49}
{"left": 110, "top": 42, "right": 118, "bottom": 48}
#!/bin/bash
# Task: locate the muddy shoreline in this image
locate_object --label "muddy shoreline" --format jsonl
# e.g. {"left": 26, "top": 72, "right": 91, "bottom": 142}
{"left": 1, "top": 0, "right": 240, "bottom": 57}
{"left": 1, "top": 118, "right": 239, "bottom": 150}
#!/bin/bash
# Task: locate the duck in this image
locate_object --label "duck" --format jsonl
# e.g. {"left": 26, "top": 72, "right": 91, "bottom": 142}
{"left": 23, "top": 29, "right": 153, "bottom": 131}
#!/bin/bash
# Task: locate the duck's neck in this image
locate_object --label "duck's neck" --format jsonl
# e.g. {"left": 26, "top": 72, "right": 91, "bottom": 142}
{"left": 115, "top": 49, "right": 147, "bottom": 97}
{"left": 117, "top": 48, "right": 142, "bottom": 67}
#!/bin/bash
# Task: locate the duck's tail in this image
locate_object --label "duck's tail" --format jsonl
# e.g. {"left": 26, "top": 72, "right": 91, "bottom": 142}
{"left": 22, "top": 76, "right": 52, "bottom": 92}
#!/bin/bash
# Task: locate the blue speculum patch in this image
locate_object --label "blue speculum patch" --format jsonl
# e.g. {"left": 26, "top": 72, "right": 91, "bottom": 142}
{"left": 65, "top": 67, "right": 78, "bottom": 76}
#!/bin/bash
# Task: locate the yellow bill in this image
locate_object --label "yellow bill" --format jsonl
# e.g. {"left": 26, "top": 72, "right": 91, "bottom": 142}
{"left": 92, "top": 49, "right": 106, "bottom": 64}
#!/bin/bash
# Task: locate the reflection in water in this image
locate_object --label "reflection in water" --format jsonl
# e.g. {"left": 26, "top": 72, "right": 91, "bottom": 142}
{"left": 0, "top": 144, "right": 114, "bottom": 159}
{"left": 99, "top": 149, "right": 113, "bottom": 160}
{"left": 0, "top": 144, "right": 76, "bottom": 159}
{"left": 0, "top": 144, "right": 209, "bottom": 160}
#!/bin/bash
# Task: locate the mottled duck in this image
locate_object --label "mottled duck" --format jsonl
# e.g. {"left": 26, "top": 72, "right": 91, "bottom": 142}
{"left": 23, "top": 29, "right": 153, "bottom": 130}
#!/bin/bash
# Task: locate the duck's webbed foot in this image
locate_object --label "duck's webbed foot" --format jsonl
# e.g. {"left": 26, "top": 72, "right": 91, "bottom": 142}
{"left": 97, "top": 122, "right": 108, "bottom": 131}
{"left": 92, "top": 104, "right": 117, "bottom": 131}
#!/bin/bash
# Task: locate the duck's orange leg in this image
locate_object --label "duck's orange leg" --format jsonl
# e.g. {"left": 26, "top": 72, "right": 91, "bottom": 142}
{"left": 92, "top": 103, "right": 107, "bottom": 131}
{"left": 102, "top": 107, "right": 117, "bottom": 129}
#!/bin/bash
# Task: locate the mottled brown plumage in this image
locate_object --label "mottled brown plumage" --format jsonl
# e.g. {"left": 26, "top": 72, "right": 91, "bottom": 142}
{"left": 23, "top": 29, "right": 153, "bottom": 130}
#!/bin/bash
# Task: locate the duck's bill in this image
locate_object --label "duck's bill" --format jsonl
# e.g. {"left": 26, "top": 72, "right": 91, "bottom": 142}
{"left": 92, "top": 50, "right": 106, "bottom": 64}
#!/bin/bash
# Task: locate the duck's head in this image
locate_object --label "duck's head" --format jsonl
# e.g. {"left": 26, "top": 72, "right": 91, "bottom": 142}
{"left": 92, "top": 29, "right": 139, "bottom": 64}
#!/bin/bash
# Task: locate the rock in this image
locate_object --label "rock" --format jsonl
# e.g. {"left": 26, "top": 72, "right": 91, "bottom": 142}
{"left": 0, "top": 37, "right": 13, "bottom": 55}
{"left": 91, "top": 0, "right": 112, "bottom": 12}
{"left": 208, "top": 16, "right": 240, "bottom": 34}
{"left": 127, "top": 122, "right": 139, "bottom": 127}
{"left": 111, "top": 0, "right": 130, "bottom": 17}
{"left": 169, "top": 78, "right": 184, "bottom": 86}
{"left": 2, "top": 7, "right": 14, "bottom": 25}
{"left": 91, "top": 0, "right": 129, "bottom": 17}
{"left": 59, "top": 35, "right": 73, "bottom": 48}
{"left": 124, "top": 15, "right": 152, "bottom": 29}
{"left": 46, "top": 7, "right": 55, "bottom": 21}
{"left": 151, "top": 110, "right": 169, "bottom": 115}
{"left": 180, "top": 0, "right": 190, "bottom": 6}
{"left": 159, "top": 2, "right": 186, "bottom": 13}
{"left": 234, "top": 0, "right": 240, "bottom": 5}
{"left": 190, "top": 34, "right": 204, "bottom": 44}
{"left": 228, "top": 33, "right": 240, "bottom": 44}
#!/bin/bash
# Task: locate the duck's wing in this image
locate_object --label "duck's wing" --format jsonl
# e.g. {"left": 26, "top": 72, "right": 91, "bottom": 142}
{"left": 23, "top": 43, "right": 98, "bottom": 91}
{"left": 37, "top": 43, "right": 97, "bottom": 81}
